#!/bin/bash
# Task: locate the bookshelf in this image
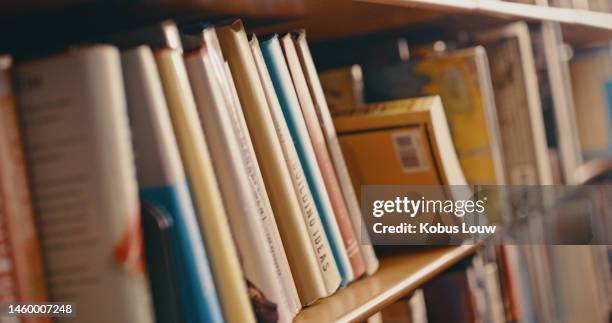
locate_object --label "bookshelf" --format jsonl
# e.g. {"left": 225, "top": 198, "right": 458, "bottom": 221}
{"left": 0, "top": 0, "right": 610, "bottom": 322}
{"left": 295, "top": 245, "right": 477, "bottom": 322}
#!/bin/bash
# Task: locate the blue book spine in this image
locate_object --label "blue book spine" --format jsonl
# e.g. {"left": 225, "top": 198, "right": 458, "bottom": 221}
{"left": 141, "top": 183, "right": 224, "bottom": 323}
{"left": 260, "top": 36, "right": 353, "bottom": 285}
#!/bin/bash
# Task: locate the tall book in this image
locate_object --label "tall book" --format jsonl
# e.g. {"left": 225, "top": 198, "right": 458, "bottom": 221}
{"left": 15, "top": 46, "right": 154, "bottom": 323}
{"left": 293, "top": 32, "right": 379, "bottom": 275}
{"left": 569, "top": 47, "right": 612, "bottom": 161}
{"left": 107, "top": 21, "right": 256, "bottom": 323}
{"left": 260, "top": 35, "right": 355, "bottom": 285}
{"left": 249, "top": 36, "right": 341, "bottom": 295}
{"left": 362, "top": 46, "right": 506, "bottom": 185}
{"left": 477, "top": 22, "right": 553, "bottom": 185}
{"left": 121, "top": 45, "right": 223, "bottom": 323}
{"left": 216, "top": 20, "right": 330, "bottom": 304}
{"left": 280, "top": 34, "right": 365, "bottom": 279}
{"left": 154, "top": 48, "right": 257, "bottom": 323}
{"left": 0, "top": 56, "right": 49, "bottom": 323}
{"left": 333, "top": 97, "right": 467, "bottom": 187}
{"left": 183, "top": 40, "right": 300, "bottom": 322}
{"left": 530, "top": 22, "right": 583, "bottom": 184}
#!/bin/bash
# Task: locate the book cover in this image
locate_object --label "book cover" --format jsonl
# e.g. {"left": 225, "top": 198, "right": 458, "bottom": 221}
{"left": 477, "top": 22, "right": 553, "bottom": 185}
{"left": 569, "top": 47, "right": 612, "bottom": 161}
{"left": 280, "top": 34, "right": 365, "bottom": 279}
{"left": 363, "top": 46, "right": 506, "bottom": 185}
{"left": 250, "top": 35, "right": 341, "bottom": 295}
{"left": 293, "top": 31, "right": 379, "bottom": 276}
{"left": 0, "top": 56, "right": 49, "bottom": 323}
{"left": 318, "top": 65, "right": 365, "bottom": 113}
{"left": 184, "top": 44, "right": 299, "bottom": 322}
{"left": 260, "top": 35, "right": 355, "bottom": 285}
{"left": 15, "top": 46, "right": 154, "bottom": 323}
{"left": 121, "top": 46, "right": 223, "bottom": 323}
{"left": 154, "top": 47, "right": 256, "bottom": 323}
{"left": 333, "top": 96, "right": 467, "bottom": 187}
{"left": 423, "top": 268, "right": 476, "bottom": 323}
{"left": 216, "top": 19, "right": 331, "bottom": 305}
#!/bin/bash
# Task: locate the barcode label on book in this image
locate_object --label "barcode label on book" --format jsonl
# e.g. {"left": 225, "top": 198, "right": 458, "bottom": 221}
{"left": 392, "top": 131, "right": 428, "bottom": 172}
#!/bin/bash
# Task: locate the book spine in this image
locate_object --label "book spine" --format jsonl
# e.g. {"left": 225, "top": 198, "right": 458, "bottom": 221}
{"left": 0, "top": 59, "right": 49, "bottom": 318}
{"left": 260, "top": 36, "right": 355, "bottom": 285}
{"left": 184, "top": 49, "right": 298, "bottom": 322}
{"left": 250, "top": 36, "right": 341, "bottom": 295}
{"left": 293, "top": 33, "right": 380, "bottom": 276}
{"left": 280, "top": 35, "right": 365, "bottom": 280}
{"left": 154, "top": 48, "right": 256, "bottom": 323}
{"left": 16, "top": 46, "right": 154, "bottom": 323}
{"left": 223, "top": 64, "right": 308, "bottom": 314}
{"left": 121, "top": 46, "right": 224, "bottom": 323}
{"left": 216, "top": 20, "right": 329, "bottom": 305}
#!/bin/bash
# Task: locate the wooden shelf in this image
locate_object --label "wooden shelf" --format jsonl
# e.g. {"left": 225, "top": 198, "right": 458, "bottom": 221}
{"left": 294, "top": 245, "right": 477, "bottom": 323}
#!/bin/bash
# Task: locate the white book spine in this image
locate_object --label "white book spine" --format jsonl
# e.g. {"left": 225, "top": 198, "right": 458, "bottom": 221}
{"left": 293, "top": 34, "right": 380, "bottom": 275}
{"left": 16, "top": 46, "right": 154, "bottom": 323}
{"left": 250, "top": 37, "right": 341, "bottom": 294}
{"left": 185, "top": 50, "right": 299, "bottom": 322}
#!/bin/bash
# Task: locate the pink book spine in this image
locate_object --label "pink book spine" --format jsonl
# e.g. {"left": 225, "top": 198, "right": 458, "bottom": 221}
{"left": 0, "top": 64, "right": 50, "bottom": 323}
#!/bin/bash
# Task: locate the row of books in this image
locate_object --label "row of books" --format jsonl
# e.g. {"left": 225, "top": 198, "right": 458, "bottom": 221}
{"left": 0, "top": 19, "right": 386, "bottom": 323}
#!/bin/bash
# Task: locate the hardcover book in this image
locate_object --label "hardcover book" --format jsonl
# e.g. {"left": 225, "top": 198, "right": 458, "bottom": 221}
{"left": 0, "top": 56, "right": 49, "bottom": 323}
{"left": 293, "top": 31, "right": 379, "bottom": 276}
{"left": 260, "top": 35, "right": 355, "bottom": 285}
{"left": 16, "top": 46, "right": 154, "bottom": 323}
{"left": 217, "top": 20, "right": 331, "bottom": 305}
{"left": 121, "top": 45, "right": 223, "bottom": 323}
{"left": 280, "top": 34, "right": 366, "bottom": 280}
{"left": 477, "top": 22, "right": 553, "bottom": 185}
{"left": 184, "top": 42, "right": 300, "bottom": 322}
{"left": 363, "top": 46, "right": 506, "bottom": 185}
{"left": 250, "top": 35, "right": 341, "bottom": 295}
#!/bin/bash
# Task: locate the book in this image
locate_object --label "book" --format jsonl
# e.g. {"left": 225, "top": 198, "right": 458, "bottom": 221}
{"left": 153, "top": 47, "right": 256, "bottom": 323}
{"left": 293, "top": 31, "right": 379, "bottom": 276}
{"left": 121, "top": 45, "right": 223, "bottom": 323}
{"left": 15, "top": 46, "right": 154, "bottom": 323}
{"left": 0, "top": 56, "right": 49, "bottom": 323}
{"left": 529, "top": 22, "right": 583, "bottom": 184}
{"left": 477, "top": 22, "right": 553, "bottom": 185}
{"left": 333, "top": 96, "right": 467, "bottom": 187}
{"left": 216, "top": 20, "right": 331, "bottom": 305}
{"left": 280, "top": 33, "right": 366, "bottom": 280}
{"left": 259, "top": 35, "right": 355, "bottom": 285}
{"left": 140, "top": 203, "right": 182, "bottom": 323}
{"left": 422, "top": 268, "right": 476, "bottom": 323}
{"left": 318, "top": 65, "right": 365, "bottom": 113}
{"left": 249, "top": 35, "right": 341, "bottom": 295}
{"left": 183, "top": 41, "right": 300, "bottom": 322}
{"left": 569, "top": 47, "right": 612, "bottom": 161}
{"left": 380, "top": 290, "right": 428, "bottom": 323}
{"left": 362, "top": 46, "right": 506, "bottom": 185}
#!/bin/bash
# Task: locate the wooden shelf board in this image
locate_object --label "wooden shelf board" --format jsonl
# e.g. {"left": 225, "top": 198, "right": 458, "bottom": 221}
{"left": 294, "top": 245, "right": 477, "bottom": 323}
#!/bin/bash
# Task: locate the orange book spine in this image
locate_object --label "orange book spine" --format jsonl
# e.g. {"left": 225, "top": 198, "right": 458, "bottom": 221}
{"left": 280, "top": 35, "right": 365, "bottom": 278}
{"left": 0, "top": 60, "right": 50, "bottom": 323}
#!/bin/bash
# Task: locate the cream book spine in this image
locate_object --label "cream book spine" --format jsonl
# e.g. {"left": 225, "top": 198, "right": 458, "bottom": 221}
{"left": 293, "top": 31, "right": 380, "bottom": 276}
{"left": 250, "top": 36, "right": 341, "bottom": 295}
{"left": 184, "top": 46, "right": 299, "bottom": 322}
{"left": 216, "top": 19, "right": 328, "bottom": 305}
{"left": 199, "top": 27, "right": 302, "bottom": 314}
{"left": 154, "top": 48, "right": 256, "bottom": 323}
{"left": 16, "top": 46, "right": 154, "bottom": 323}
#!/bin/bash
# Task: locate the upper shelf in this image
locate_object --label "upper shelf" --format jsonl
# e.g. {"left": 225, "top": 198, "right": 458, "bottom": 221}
{"left": 294, "top": 245, "right": 477, "bottom": 323}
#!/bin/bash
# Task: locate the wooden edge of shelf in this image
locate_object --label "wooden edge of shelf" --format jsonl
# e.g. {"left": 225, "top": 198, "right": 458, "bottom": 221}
{"left": 356, "top": 0, "right": 612, "bottom": 32}
{"left": 294, "top": 244, "right": 477, "bottom": 323}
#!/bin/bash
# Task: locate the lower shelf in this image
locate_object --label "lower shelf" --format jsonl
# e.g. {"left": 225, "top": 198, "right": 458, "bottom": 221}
{"left": 294, "top": 244, "right": 477, "bottom": 323}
